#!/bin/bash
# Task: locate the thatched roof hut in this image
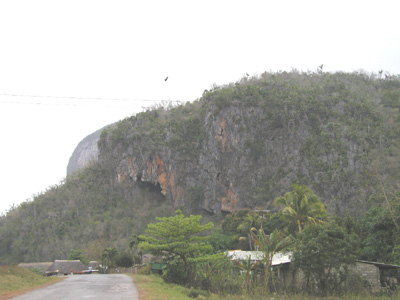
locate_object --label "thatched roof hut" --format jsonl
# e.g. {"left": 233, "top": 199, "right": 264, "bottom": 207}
{"left": 47, "top": 260, "right": 87, "bottom": 274}
{"left": 18, "top": 262, "right": 53, "bottom": 271}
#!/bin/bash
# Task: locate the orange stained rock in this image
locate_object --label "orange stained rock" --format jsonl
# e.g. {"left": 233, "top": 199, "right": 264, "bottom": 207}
{"left": 155, "top": 154, "right": 169, "bottom": 196}
{"left": 215, "top": 117, "right": 231, "bottom": 153}
{"left": 221, "top": 183, "right": 240, "bottom": 212}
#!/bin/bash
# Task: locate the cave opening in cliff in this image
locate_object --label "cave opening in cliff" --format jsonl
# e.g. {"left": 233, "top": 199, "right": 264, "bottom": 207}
{"left": 136, "top": 173, "right": 142, "bottom": 182}
{"left": 136, "top": 179, "right": 164, "bottom": 199}
{"left": 216, "top": 172, "right": 221, "bottom": 181}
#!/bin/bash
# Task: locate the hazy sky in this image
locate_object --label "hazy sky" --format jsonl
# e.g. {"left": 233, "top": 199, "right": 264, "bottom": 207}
{"left": 0, "top": 0, "right": 399, "bottom": 214}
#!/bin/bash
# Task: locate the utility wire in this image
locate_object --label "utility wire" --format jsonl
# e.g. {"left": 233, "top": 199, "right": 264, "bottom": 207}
{"left": 0, "top": 93, "right": 184, "bottom": 107}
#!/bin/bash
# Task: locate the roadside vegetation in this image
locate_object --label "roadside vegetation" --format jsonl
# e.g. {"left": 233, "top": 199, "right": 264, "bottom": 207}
{"left": 131, "top": 274, "right": 194, "bottom": 300}
{"left": 131, "top": 273, "right": 400, "bottom": 300}
{"left": 0, "top": 266, "right": 62, "bottom": 297}
{"left": 134, "top": 185, "right": 400, "bottom": 298}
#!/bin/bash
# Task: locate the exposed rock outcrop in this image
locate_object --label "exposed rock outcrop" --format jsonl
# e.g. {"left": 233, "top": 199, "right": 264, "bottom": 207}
{"left": 70, "top": 72, "right": 400, "bottom": 217}
{"left": 67, "top": 127, "right": 105, "bottom": 176}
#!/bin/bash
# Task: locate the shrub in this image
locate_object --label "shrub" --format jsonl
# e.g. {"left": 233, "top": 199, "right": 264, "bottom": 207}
{"left": 138, "top": 264, "right": 151, "bottom": 275}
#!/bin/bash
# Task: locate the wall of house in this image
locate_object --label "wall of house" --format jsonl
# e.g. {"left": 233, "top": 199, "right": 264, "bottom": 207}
{"left": 276, "top": 263, "right": 305, "bottom": 290}
{"left": 353, "top": 262, "right": 380, "bottom": 290}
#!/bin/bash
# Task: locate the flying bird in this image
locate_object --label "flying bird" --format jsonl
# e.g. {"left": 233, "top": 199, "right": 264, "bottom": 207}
{"left": 164, "top": 76, "right": 168, "bottom": 81}
{"left": 246, "top": 73, "right": 249, "bottom": 76}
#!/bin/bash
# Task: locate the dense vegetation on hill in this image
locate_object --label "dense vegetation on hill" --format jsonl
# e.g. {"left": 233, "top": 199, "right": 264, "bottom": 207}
{"left": 0, "top": 70, "right": 399, "bottom": 266}
{"left": 98, "top": 70, "right": 400, "bottom": 217}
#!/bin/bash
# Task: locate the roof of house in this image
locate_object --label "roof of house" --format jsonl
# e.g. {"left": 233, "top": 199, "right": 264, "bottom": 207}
{"left": 18, "top": 262, "right": 53, "bottom": 270}
{"left": 271, "top": 252, "right": 292, "bottom": 265}
{"left": 356, "top": 260, "right": 400, "bottom": 270}
{"left": 47, "top": 260, "right": 87, "bottom": 273}
{"left": 227, "top": 250, "right": 292, "bottom": 266}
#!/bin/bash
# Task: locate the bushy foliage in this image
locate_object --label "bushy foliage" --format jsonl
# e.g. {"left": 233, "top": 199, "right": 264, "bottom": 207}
{"left": 116, "top": 251, "right": 134, "bottom": 267}
{"left": 208, "top": 229, "right": 236, "bottom": 253}
{"left": 138, "top": 210, "right": 215, "bottom": 286}
{"left": 195, "top": 256, "right": 242, "bottom": 295}
{"left": 68, "top": 248, "right": 88, "bottom": 265}
{"left": 293, "top": 222, "right": 360, "bottom": 296}
{"left": 358, "top": 192, "right": 400, "bottom": 264}
{"left": 221, "top": 209, "right": 285, "bottom": 250}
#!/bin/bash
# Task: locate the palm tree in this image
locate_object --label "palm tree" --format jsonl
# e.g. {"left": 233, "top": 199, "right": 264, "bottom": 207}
{"left": 129, "top": 234, "right": 144, "bottom": 264}
{"left": 274, "top": 184, "right": 327, "bottom": 233}
{"left": 251, "top": 228, "right": 293, "bottom": 292}
{"left": 101, "top": 247, "right": 118, "bottom": 270}
{"left": 236, "top": 211, "right": 268, "bottom": 250}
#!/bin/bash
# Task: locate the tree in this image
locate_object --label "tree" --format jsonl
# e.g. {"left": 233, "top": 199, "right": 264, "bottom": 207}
{"left": 116, "top": 251, "right": 134, "bottom": 267}
{"left": 68, "top": 248, "right": 88, "bottom": 265}
{"left": 129, "top": 234, "right": 144, "bottom": 264}
{"left": 293, "top": 222, "right": 360, "bottom": 296}
{"left": 251, "top": 228, "right": 293, "bottom": 292}
{"left": 208, "top": 228, "right": 235, "bottom": 253}
{"left": 221, "top": 209, "right": 283, "bottom": 250}
{"left": 274, "top": 185, "right": 327, "bottom": 233}
{"left": 358, "top": 205, "right": 399, "bottom": 263}
{"left": 101, "top": 247, "right": 118, "bottom": 270}
{"left": 236, "top": 211, "right": 268, "bottom": 251}
{"left": 138, "top": 209, "right": 214, "bottom": 286}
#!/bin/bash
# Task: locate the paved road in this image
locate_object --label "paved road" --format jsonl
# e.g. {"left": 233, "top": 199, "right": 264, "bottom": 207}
{"left": 13, "top": 274, "right": 138, "bottom": 300}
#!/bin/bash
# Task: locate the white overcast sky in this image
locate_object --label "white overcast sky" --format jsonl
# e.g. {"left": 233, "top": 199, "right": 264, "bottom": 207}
{"left": 0, "top": 0, "right": 399, "bottom": 214}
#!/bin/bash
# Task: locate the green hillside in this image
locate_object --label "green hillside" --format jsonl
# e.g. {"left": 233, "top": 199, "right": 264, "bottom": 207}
{"left": 0, "top": 70, "right": 399, "bottom": 265}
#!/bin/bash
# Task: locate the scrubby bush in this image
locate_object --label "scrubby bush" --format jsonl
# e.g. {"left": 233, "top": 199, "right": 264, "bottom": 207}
{"left": 138, "top": 264, "right": 151, "bottom": 275}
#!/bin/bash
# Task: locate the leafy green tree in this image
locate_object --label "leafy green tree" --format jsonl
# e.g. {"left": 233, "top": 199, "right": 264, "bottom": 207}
{"left": 221, "top": 209, "right": 253, "bottom": 234}
{"left": 68, "top": 248, "right": 88, "bottom": 265}
{"left": 101, "top": 247, "right": 118, "bottom": 270}
{"left": 358, "top": 205, "right": 400, "bottom": 263}
{"left": 221, "top": 209, "right": 283, "bottom": 250}
{"left": 116, "top": 251, "right": 134, "bottom": 267}
{"left": 208, "top": 228, "right": 235, "bottom": 253}
{"left": 274, "top": 185, "right": 327, "bottom": 233}
{"left": 138, "top": 209, "right": 214, "bottom": 286}
{"left": 293, "top": 222, "right": 360, "bottom": 296}
{"left": 251, "top": 228, "right": 293, "bottom": 291}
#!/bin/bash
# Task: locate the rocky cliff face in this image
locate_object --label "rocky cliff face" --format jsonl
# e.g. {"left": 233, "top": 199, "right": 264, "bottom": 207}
{"left": 71, "top": 72, "right": 400, "bottom": 217}
{"left": 67, "top": 127, "right": 105, "bottom": 176}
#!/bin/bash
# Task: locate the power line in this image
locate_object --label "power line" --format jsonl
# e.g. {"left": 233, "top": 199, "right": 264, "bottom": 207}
{"left": 0, "top": 100, "right": 79, "bottom": 107}
{"left": 0, "top": 93, "right": 184, "bottom": 105}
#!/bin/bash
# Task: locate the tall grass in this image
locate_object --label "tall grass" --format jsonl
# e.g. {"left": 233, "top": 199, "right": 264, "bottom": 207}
{"left": 131, "top": 274, "right": 400, "bottom": 300}
{"left": 131, "top": 274, "right": 193, "bottom": 300}
{"left": 0, "top": 266, "right": 62, "bottom": 295}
